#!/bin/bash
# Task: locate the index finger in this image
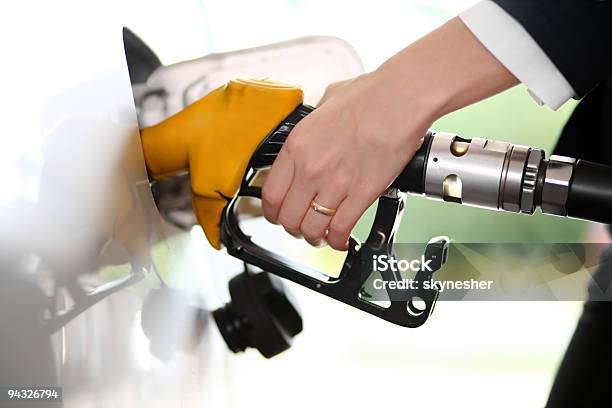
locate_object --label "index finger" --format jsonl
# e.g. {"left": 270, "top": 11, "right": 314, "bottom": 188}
{"left": 261, "top": 147, "right": 294, "bottom": 224}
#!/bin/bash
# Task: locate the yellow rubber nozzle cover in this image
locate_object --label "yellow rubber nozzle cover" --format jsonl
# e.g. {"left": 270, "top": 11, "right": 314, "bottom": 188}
{"left": 141, "top": 78, "right": 304, "bottom": 249}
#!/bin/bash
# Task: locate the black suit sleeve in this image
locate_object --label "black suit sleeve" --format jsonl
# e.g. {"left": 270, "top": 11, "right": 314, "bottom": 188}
{"left": 492, "top": 0, "right": 612, "bottom": 98}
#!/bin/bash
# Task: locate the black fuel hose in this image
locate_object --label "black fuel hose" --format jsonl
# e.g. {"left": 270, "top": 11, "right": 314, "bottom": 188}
{"left": 567, "top": 160, "right": 612, "bottom": 225}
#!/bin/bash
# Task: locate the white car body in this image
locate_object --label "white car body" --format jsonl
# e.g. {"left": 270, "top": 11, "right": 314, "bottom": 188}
{"left": 0, "top": 2, "right": 363, "bottom": 406}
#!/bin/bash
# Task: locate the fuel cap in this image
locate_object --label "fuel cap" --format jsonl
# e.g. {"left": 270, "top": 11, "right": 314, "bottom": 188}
{"left": 213, "top": 268, "right": 302, "bottom": 358}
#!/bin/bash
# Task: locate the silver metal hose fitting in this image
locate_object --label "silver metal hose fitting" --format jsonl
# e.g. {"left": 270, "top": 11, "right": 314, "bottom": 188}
{"left": 423, "top": 132, "right": 544, "bottom": 214}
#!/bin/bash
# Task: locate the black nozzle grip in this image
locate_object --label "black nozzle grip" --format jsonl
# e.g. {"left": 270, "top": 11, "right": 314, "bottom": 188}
{"left": 390, "top": 131, "right": 433, "bottom": 194}
{"left": 250, "top": 104, "right": 315, "bottom": 170}
{"left": 566, "top": 160, "right": 612, "bottom": 225}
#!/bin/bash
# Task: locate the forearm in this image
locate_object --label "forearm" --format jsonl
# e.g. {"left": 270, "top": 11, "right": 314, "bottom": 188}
{"left": 374, "top": 17, "right": 519, "bottom": 122}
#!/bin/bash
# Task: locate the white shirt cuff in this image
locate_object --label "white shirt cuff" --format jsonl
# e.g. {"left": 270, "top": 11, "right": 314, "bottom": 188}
{"left": 460, "top": 0, "right": 575, "bottom": 110}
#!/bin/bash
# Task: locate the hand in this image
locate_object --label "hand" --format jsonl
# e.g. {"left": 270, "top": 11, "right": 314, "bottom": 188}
{"left": 261, "top": 17, "right": 518, "bottom": 251}
{"left": 261, "top": 71, "right": 434, "bottom": 250}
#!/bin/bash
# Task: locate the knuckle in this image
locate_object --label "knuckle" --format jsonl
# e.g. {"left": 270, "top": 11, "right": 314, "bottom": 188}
{"left": 278, "top": 214, "right": 300, "bottom": 232}
{"left": 285, "top": 138, "right": 300, "bottom": 155}
{"left": 261, "top": 185, "right": 282, "bottom": 208}
{"left": 330, "top": 170, "right": 351, "bottom": 189}
{"left": 284, "top": 127, "right": 307, "bottom": 154}
{"left": 302, "top": 160, "right": 325, "bottom": 181}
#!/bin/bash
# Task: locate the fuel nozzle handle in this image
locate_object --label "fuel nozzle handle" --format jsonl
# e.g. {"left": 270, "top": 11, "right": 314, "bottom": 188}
{"left": 391, "top": 131, "right": 612, "bottom": 225}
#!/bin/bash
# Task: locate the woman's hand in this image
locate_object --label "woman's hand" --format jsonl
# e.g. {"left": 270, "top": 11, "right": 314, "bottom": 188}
{"left": 261, "top": 17, "right": 518, "bottom": 251}
{"left": 262, "top": 71, "right": 435, "bottom": 251}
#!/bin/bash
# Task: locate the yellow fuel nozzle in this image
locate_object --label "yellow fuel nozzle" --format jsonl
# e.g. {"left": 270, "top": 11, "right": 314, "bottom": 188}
{"left": 140, "top": 78, "right": 304, "bottom": 249}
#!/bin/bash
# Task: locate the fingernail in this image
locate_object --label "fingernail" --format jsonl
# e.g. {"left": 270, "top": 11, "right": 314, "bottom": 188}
{"left": 262, "top": 210, "right": 278, "bottom": 225}
{"left": 308, "top": 239, "right": 327, "bottom": 248}
{"left": 284, "top": 228, "right": 302, "bottom": 239}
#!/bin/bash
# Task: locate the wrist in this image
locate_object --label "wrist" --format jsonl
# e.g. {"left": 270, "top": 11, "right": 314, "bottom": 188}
{"left": 370, "top": 62, "right": 446, "bottom": 131}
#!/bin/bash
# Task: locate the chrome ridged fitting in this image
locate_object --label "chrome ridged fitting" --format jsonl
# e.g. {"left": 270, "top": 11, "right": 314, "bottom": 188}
{"left": 520, "top": 149, "right": 544, "bottom": 214}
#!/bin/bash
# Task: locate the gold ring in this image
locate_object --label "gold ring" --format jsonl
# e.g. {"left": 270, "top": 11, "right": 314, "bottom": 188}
{"left": 310, "top": 200, "right": 337, "bottom": 216}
